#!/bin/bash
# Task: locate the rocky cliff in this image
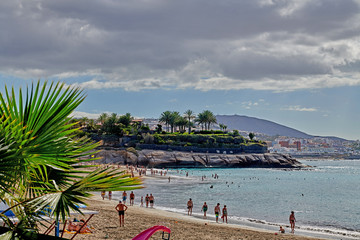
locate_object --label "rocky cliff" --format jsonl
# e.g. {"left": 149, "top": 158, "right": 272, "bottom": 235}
{"left": 95, "top": 149, "right": 307, "bottom": 168}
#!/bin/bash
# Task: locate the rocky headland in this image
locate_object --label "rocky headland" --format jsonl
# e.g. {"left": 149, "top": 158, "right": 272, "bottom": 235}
{"left": 96, "top": 149, "right": 307, "bottom": 168}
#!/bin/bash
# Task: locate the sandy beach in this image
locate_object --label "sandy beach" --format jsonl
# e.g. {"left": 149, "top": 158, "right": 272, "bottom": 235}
{"left": 57, "top": 195, "right": 325, "bottom": 240}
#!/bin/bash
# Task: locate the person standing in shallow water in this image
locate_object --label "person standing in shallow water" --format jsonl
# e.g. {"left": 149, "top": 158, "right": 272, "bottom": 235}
{"left": 201, "top": 202, "right": 208, "bottom": 218}
{"left": 130, "top": 191, "right": 135, "bottom": 206}
{"left": 187, "top": 198, "right": 193, "bottom": 215}
{"left": 214, "top": 203, "right": 221, "bottom": 223}
{"left": 289, "top": 211, "right": 296, "bottom": 233}
{"left": 222, "top": 205, "right": 228, "bottom": 223}
{"left": 149, "top": 194, "right": 154, "bottom": 208}
{"left": 145, "top": 194, "right": 149, "bottom": 208}
{"left": 122, "top": 191, "right": 127, "bottom": 204}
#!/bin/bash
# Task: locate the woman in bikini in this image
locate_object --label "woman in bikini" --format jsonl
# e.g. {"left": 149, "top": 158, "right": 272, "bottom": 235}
{"left": 222, "top": 205, "right": 228, "bottom": 223}
{"left": 289, "top": 211, "right": 296, "bottom": 233}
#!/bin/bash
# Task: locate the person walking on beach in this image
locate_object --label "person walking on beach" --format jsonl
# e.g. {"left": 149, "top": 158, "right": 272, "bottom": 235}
{"left": 122, "top": 191, "right": 127, "bottom": 204}
{"left": 115, "top": 200, "right": 128, "bottom": 227}
{"left": 201, "top": 202, "right": 208, "bottom": 218}
{"left": 101, "top": 191, "right": 105, "bottom": 200}
{"left": 289, "top": 211, "right": 296, "bottom": 233}
{"left": 145, "top": 194, "right": 149, "bottom": 208}
{"left": 108, "top": 191, "right": 112, "bottom": 200}
{"left": 130, "top": 191, "right": 135, "bottom": 206}
{"left": 187, "top": 198, "right": 193, "bottom": 216}
{"left": 221, "top": 205, "right": 228, "bottom": 223}
{"left": 140, "top": 196, "right": 144, "bottom": 207}
{"left": 149, "top": 194, "right": 154, "bottom": 208}
{"left": 214, "top": 203, "right": 221, "bottom": 223}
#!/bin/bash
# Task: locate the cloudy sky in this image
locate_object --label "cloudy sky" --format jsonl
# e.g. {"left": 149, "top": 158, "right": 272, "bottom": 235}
{"left": 1, "top": 0, "right": 360, "bottom": 140}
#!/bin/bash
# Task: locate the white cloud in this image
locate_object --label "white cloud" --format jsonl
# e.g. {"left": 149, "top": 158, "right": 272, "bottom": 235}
{"left": 70, "top": 111, "right": 101, "bottom": 119}
{"left": 281, "top": 105, "right": 318, "bottom": 112}
{"left": 0, "top": 0, "right": 360, "bottom": 92}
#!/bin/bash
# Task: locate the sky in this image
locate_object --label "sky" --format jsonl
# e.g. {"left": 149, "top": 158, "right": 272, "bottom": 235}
{"left": 1, "top": 0, "right": 360, "bottom": 140}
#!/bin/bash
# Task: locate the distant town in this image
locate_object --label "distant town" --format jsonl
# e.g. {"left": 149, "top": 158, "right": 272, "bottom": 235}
{"left": 141, "top": 118, "right": 360, "bottom": 159}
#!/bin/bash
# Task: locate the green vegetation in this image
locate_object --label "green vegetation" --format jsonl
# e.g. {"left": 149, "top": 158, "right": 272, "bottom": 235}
{"left": 0, "top": 81, "right": 141, "bottom": 239}
{"left": 142, "top": 132, "right": 265, "bottom": 148}
{"left": 74, "top": 109, "right": 265, "bottom": 149}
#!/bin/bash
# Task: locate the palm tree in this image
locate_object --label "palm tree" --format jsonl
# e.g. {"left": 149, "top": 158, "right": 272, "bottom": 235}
{"left": 197, "top": 110, "right": 217, "bottom": 130}
{"left": 219, "top": 123, "right": 227, "bottom": 132}
{"left": 195, "top": 112, "right": 206, "bottom": 130}
{"left": 184, "top": 110, "right": 196, "bottom": 134}
{"left": 159, "top": 111, "right": 172, "bottom": 132}
{"left": 118, "top": 113, "right": 133, "bottom": 127}
{"left": 175, "top": 116, "right": 188, "bottom": 133}
{"left": 98, "top": 112, "right": 108, "bottom": 125}
{"left": 169, "top": 111, "right": 180, "bottom": 133}
{"left": 0, "top": 81, "right": 142, "bottom": 238}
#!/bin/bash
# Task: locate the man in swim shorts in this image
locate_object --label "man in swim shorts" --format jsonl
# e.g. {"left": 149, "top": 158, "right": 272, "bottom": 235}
{"left": 214, "top": 203, "right": 221, "bottom": 223}
{"left": 115, "top": 200, "right": 128, "bottom": 227}
{"left": 122, "top": 191, "right": 127, "bottom": 204}
{"left": 149, "top": 193, "right": 154, "bottom": 208}
{"left": 130, "top": 191, "right": 135, "bottom": 206}
{"left": 187, "top": 198, "right": 193, "bottom": 216}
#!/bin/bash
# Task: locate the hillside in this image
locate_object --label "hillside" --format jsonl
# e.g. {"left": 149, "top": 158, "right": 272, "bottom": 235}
{"left": 216, "top": 115, "right": 312, "bottom": 138}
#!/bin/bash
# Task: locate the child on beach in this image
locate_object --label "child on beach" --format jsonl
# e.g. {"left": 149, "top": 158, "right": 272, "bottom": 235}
{"left": 279, "top": 226, "right": 285, "bottom": 233}
{"left": 140, "top": 196, "right": 144, "bottom": 207}
{"left": 115, "top": 200, "right": 128, "bottom": 227}
{"left": 214, "top": 203, "right": 221, "bottom": 223}
{"left": 108, "top": 191, "right": 112, "bottom": 200}
{"left": 201, "top": 202, "right": 208, "bottom": 218}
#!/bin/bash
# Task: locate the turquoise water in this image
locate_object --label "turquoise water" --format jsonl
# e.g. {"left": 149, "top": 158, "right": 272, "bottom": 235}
{"left": 113, "top": 160, "right": 360, "bottom": 239}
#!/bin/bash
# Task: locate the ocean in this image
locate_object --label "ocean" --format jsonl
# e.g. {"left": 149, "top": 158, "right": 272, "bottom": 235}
{"left": 112, "top": 159, "right": 360, "bottom": 239}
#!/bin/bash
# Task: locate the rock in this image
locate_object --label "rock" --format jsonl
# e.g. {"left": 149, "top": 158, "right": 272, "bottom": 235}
{"left": 95, "top": 149, "right": 308, "bottom": 168}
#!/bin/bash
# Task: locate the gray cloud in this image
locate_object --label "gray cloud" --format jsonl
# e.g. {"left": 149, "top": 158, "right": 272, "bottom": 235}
{"left": 1, "top": 0, "right": 360, "bottom": 90}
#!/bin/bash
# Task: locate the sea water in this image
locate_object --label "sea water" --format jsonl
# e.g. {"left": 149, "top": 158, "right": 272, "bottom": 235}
{"left": 113, "top": 159, "right": 360, "bottom": 239}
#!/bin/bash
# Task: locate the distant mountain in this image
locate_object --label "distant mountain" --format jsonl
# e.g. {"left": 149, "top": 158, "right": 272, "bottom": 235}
{"left": 216, "top": 115, "right": 313, "bottom": 138}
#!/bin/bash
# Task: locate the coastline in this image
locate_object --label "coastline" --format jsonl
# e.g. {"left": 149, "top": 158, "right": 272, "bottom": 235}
{"left": 55, "top": 164, "right": 358, "bottom": 240}
{"left": 67, "top": 196, "right": 325, "bottom": 240}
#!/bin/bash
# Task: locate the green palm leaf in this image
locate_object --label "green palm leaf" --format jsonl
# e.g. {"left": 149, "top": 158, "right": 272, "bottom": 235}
{"left": 0, "top": 80, "right": 143, "bottom": 238}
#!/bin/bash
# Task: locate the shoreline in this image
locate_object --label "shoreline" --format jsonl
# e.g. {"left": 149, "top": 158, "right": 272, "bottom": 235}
{"left": 57, "top": 164, "right": 358, "bottom": 240}
{"left": 67, "top": 196, "right": 325, "bottom": 240}
{"left": 130, "top": 167, "right": 359, "bottom": 240}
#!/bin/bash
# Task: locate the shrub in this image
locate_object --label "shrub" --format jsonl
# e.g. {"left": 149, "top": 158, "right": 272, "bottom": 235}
{"left": 126, "top": 147, "right": 138, "bottom": 156}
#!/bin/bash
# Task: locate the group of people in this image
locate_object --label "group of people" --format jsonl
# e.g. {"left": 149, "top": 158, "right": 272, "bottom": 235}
{"left": 187, "top": 199, "right": 228, "bottom": 223}
{"left": 122, "top": 191, "right": 135, "bottom": 206}
{"left": 143, "top": 193, "right": 155, "bottom": 208}
{"left": 114, "top": 192, "right": 156, "bottom": 227}
{"left": 101, "top": 191, "right": 112, "bottom": 200}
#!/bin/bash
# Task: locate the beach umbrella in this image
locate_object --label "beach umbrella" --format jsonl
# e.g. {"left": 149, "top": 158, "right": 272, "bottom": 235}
{"left": 0, "top": 202, "right": 16, "bottom": 217}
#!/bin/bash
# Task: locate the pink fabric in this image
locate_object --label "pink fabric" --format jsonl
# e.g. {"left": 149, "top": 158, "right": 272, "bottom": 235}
{"left": 132, "top": 225, "right": 171, "bottom": 240}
